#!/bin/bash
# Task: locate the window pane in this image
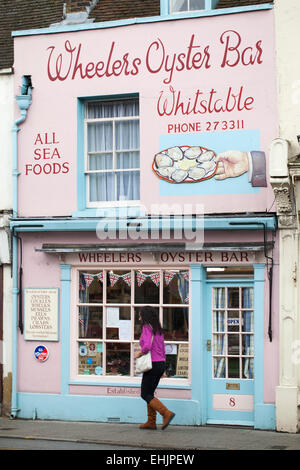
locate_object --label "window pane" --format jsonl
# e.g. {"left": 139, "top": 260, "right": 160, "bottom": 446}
{"left": 214, "top": 357, "right": 225, "bottom": 378}
{"left": 88, "top": 153, "right": 113, "bottom": 171}
{"left": 228, "top": 358, "right": 239, "bottom": 378}
{"left": 107, "top": 271, "right": 131, "bottom": 303}
{"left": 106, "top": 342, "right": 130, "bottom": 376}
{"left": 116, "top": 120, "right": 139, "bottom": 150}
{"left": 163, "top": 307, "right": 189, "bottom": 341}
{"left": 89, "top": 172, "right": 115, "bottom": 202}
{"left": 242, "top": 334, "right": 254, "bottom": 356}
{"left": 165, "top": 343, "right": 188, "bottom": 378}
{"left": 78, "top": 341, "right": 103, "bottom": 375}
{"left": 78, "top": 306, "right": 103, "bottom": 339}
{"left": 171, "top": 0, "right": 188, "bottom": 11}
{"left": 242, "top": 311, "right": 254, "bottom": 332}
{"left": 134, "top": 308, "right": 143, "bottom": 340}
{"left": 213, "top": 287, "right": 225, "bottom": 308}
{"left": 227, "top": 311, "right": 240, "bottom": 332}
{"left": 87, "top": 122, "right": 112, "bottom": 152}
{"left": 106, "top": 307, "right": 131, "bottom": 340}
{"left": 228, "top": 334, "right": 240, "bottom": 355}
{"left": 213, "top": 334, "right": 225, "bottom": 355}
{"left": 228, "top": 287, "right": 239, "bottom": 308}
{"left": 242, "top": 287, "right": 253, "bottom": 308}
{"left": 163, "top": 271, "right": 189, "bottom": 304}
{"left": 190, "top": 0, "right": 205, "bottom": 10}
{"left": 213, "top": 311, "right": 225, "bottom": 332}
{"left": 117, "top": 151, "right": 140, "bottom": 169}
{"left": 134, "top": 271, "right": 160, "bottom": 304}
{"left": 117, "top": 170, "right": 140, "bottom": 201}
{"left": 79, "top": 272, "right": 103, "bottom": 303}
{"left": 243, "top": 358, "right": 254, "bottom": 379}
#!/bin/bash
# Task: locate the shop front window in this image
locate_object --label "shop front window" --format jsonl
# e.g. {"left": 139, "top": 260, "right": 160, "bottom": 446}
{"left": 75, "top": 269, "right": 190, "bottom": 379}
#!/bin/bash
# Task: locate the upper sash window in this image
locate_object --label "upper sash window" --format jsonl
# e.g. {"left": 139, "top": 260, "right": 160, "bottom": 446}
{"left": 85, "top": 97, "right": 140, "bottom": 206}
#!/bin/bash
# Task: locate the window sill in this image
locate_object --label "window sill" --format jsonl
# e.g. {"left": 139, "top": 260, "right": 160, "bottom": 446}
{"left": 73, "top": 205, "right": 146, "bottom": 218}
{"left": 69, "top": 376, "right": 191, "bottom": 388}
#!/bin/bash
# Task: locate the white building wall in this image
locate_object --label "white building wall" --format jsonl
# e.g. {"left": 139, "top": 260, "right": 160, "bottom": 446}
{"left": 0, "top": 69, "right": 13, "bottom": 414}
{"left": 0, "top": 70, "right": 13, "bottom": 209}
{"left": 274, "top": 0, "right": 300, "bottom": 156}
{"left": 273, "top": 0, "right": 300, "bottom": 433}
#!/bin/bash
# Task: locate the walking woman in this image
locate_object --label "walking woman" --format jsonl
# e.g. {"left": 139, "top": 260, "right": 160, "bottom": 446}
{"left": 135, "top": 305, "right": 175, "bottom": 430}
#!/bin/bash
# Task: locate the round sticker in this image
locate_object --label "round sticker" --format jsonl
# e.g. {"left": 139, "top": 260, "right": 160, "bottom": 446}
{"left": 95, "top": 366, "right": 103, "bottom": 375}
{"left": 34, "top": 345, "right": 49, "bottom": 362}
{"left": 79, "top": 345, "right": 87, "bottom": 356}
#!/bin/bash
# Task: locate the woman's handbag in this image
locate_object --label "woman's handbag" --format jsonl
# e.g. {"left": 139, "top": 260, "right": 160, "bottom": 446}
{"left": 135, "top": 335, "right": 153, "bottom": 374}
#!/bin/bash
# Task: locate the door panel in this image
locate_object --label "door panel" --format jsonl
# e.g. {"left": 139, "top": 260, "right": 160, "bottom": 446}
{"left": 205, "top": 282, "right": 255, "bottom": 425}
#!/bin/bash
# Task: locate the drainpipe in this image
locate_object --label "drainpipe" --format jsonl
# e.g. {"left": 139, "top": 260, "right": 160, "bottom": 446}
{"left": 10, "top": 76, "right": 32, "bottom": 419}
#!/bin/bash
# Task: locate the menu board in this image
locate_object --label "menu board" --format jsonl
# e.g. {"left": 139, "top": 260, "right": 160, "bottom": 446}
{"left": 176, "top": 344, "right": 189, "bottom": 377}
{"left": 24, "top": 288, "right": 59, "bottom": 341}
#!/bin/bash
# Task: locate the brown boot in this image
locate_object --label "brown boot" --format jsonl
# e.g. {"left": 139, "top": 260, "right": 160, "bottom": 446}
{"left": 139, "top": 403, "right": 157, "bottom": 430}
{"left": 149, "top": 397, "right": 175, "bottom": 430}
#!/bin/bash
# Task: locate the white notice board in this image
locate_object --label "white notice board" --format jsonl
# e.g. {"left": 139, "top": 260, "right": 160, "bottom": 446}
{"left": 24, "top": 288, "right": 59, "bottom": 341}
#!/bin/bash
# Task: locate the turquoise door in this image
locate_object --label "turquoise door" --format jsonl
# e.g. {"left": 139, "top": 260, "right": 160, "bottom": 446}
{"left": 205, "top": 281, "right": 255, "bottom": 426}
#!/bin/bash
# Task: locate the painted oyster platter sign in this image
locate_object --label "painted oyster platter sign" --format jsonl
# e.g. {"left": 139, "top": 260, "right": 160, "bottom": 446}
{"left": 153, "top": 146, "right": 217, "bottom": 183}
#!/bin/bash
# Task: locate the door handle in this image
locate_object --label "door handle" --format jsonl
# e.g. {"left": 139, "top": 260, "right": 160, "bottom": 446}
{"left": 206, "top": 340, "right": 211, "bottom": 351}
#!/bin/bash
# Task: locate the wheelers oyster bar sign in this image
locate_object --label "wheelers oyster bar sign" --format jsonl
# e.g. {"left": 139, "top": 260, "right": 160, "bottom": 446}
{"left": 18, "top": 11, "right": 275, "bottom": 222}
{"left": 76, "top": 251, "right": 255, "bottom": 264}
{"left": 46, "top": 31, "right": 262, "bottom": 85}
{"left": 46, "top": 31, "right": 260, "bottom": 138}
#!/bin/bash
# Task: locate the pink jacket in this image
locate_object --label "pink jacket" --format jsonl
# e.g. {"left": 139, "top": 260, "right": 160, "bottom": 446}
{"left": 139, "top": 324, "right": 166, "bottom": 362}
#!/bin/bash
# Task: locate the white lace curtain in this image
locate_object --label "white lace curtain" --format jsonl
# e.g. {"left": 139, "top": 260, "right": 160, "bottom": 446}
{"left": 86, "top": 99, "right": 140, "bottom": 202}
{"left": 171, "top": 0, "right": 205, "bottom": 12}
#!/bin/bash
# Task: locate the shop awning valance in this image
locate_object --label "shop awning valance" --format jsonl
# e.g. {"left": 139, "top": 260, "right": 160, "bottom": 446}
{"left": 35, "top": 241, "right": 274, "bottom": 253}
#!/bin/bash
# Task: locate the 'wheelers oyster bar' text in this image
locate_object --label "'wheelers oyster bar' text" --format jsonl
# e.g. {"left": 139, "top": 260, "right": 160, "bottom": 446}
{"left": 77, "top": 251, "right": 254, "bottom": 264}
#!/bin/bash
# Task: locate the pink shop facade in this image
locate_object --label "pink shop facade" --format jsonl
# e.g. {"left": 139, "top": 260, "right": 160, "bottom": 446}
{"left": 10, "top": 7, "right": 279, "bottom": 428}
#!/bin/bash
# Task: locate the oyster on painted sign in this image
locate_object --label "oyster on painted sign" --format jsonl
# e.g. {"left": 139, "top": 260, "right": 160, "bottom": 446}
{"left": 152, "top": 145, "right": 217, "bottom": 183}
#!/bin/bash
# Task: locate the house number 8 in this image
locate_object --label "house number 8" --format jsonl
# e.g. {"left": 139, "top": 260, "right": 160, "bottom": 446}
{"left": 229, "top": 397, "right": 236, "bottom": 407}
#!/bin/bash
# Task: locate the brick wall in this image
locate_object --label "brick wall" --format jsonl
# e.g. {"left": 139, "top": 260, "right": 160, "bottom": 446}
{"left": 0, "top": 0, "right": 64, "bottom": 69}
{"left": 90, "top": 0, "right": 160, "bottom": 22}
{"left": 216, "top": 0, "right": 273, "bottom": 8}
{"left": 65, "top": 0, "right": 92, "bottom": 13}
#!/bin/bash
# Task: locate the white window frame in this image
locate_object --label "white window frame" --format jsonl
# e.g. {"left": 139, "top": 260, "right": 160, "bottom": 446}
{"left": 70, "top": 267, "right": 191, "bottom": 386}
{"left": 84, "top": 98, "right": 140, "bottom": 208}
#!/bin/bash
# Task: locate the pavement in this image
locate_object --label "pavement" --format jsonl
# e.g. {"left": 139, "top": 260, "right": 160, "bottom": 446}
{"left": 0, "top": 416, "right": 300, "bottom": 450}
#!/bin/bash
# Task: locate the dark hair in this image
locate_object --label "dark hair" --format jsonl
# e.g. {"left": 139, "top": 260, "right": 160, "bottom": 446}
{"left": 139, "top": 306, "right": 164, "bottom": 335}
